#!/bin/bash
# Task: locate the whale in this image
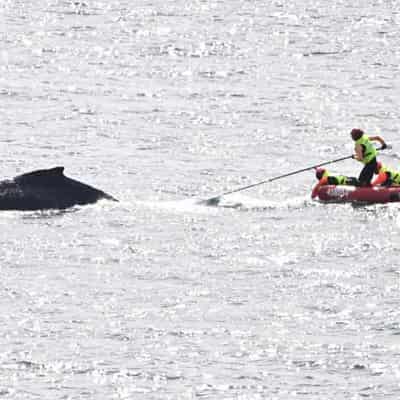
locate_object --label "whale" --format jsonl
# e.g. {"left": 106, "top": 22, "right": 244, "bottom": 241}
{"left": 0, "top": 167, "right": 117, "bottom": 211}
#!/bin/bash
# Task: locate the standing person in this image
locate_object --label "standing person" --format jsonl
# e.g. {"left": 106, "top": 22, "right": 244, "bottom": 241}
{"left": 351, "top": 128, "right": 387, "bottom": 186}
{"left": 311, "top": 168, "right": 358, "bottom": 199}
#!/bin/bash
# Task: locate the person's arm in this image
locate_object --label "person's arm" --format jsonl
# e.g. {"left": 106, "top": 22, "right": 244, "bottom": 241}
{"left": 354, "top": 143, "right": 364, "bottom": 161}
{"left": 311, "top": 176, "right": 328, "bottom": 199}
{"left": 369, "top": 136, "right": 387, "bottom": 149}
{"left": 371, "top": 171, "right": 387, "bottom": 186}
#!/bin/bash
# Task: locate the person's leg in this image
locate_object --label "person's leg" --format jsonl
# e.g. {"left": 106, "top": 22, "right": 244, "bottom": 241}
{"left": 358, "top": 159, "right": 377, "bottom": 186}
{"left": 346, "top": 177, "right": 359, "bottom": 186}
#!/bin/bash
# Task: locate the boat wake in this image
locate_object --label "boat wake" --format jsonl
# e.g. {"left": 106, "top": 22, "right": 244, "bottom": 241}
{"left": 136, "top": 193, "right": 314, "bottom": 215}
{"left": 139, "top": 198, "right": 219, "bottom": 215}
{"left": 207, "top": 193, "right": 313, "bottom": 211}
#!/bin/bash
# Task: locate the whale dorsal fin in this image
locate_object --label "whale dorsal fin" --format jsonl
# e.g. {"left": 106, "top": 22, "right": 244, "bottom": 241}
{"left": 15, "top": 167, "right": 65, "bottom": 183}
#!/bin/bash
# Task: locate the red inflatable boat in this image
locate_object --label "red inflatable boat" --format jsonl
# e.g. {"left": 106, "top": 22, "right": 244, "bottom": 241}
{"left": 314, "top": 185, "right": 400, "bottom": 204}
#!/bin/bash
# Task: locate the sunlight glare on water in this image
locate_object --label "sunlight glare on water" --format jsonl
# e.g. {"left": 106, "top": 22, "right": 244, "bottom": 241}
{"left": 1, "top": 0, "right": 400, "bottom": 399}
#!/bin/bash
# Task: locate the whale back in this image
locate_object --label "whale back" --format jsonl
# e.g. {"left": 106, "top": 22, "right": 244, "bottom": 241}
{"left": 15, "top": 167, "right": 66, "bottom": 185}
{"left": 0, "top": 167, "right": 117, "bottom": 210}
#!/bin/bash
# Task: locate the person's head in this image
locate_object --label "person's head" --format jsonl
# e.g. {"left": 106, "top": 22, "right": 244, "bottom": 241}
{"left": 315, "top": 168, "right": 327, "bottom": 180}
{"left": 351, "top": 128, "right": 364, "bottom": 141}
{"left": 375, "top": 161, "right": 382, "bottom": 174}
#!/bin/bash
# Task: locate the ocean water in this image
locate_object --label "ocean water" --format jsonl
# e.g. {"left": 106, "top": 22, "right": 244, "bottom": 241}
{"left": 1, "top": 1, "right": 400, "bottom": 399}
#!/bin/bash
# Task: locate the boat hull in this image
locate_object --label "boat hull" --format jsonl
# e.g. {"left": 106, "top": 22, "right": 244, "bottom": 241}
{"left": 315, "top": 185, "right": 400, "bottom": 204}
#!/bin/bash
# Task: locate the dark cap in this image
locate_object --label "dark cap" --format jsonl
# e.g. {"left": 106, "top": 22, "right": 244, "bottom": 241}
{"left": 351, "top": 128, "right": 364, "bottom": 141}
{"left": 316, "top": 168, "right": 326, "bottom": 180}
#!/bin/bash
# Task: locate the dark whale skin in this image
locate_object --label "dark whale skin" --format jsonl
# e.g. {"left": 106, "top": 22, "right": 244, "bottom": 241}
{"left": 0, "top": 167, "right": 117, "bottom": 211}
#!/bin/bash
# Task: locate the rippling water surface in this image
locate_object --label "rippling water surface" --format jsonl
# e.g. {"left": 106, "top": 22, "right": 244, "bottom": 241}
{"left": 1, "top": 1, "right": 400, "bottom": 399}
